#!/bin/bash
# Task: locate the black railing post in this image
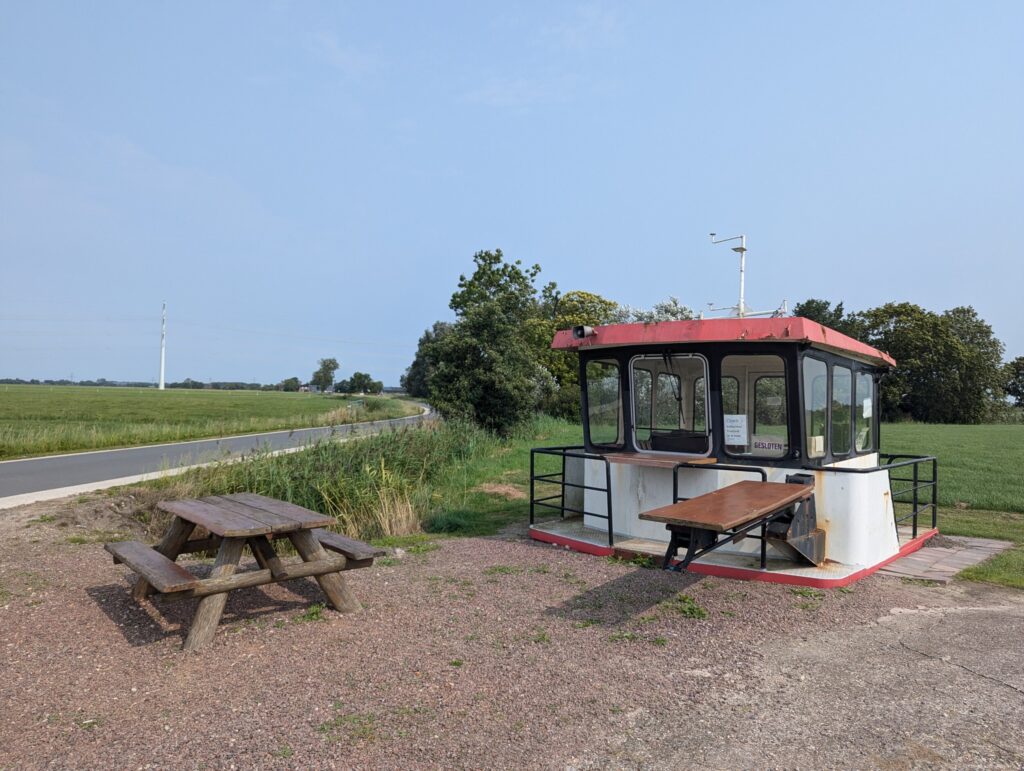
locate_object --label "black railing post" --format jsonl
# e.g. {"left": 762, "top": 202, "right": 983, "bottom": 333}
{"left": 931, "top": 458, "right": 938, "bottom": 529}
{"left": 560, "top": 452, "right": 567, "bottom": 519}
{"left": 605, "top": 459, "right": 613, "bottom": 547}
{"left": 529, "top": 449, "right": 536, "bottom": 526}
{"left": 912, "top": 461, "right": 919, "bottom": 539}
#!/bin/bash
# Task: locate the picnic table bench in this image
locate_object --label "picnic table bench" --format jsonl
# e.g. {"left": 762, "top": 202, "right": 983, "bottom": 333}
{"left": 639, "top": 480, "right": 817, "bottom": 571}
{"left": 105, "top": 493, "right": 384, "bottom": 651}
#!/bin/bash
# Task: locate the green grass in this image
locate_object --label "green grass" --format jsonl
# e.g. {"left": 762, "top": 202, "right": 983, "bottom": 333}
{"left": 0, "top": 384, "right": 420, "bottom": 459}
{"left": 881, "top": 423, "right": 1024, "bottom": 513}
{"left": 937, "top": 505, "right": 1024, "bottom": 590}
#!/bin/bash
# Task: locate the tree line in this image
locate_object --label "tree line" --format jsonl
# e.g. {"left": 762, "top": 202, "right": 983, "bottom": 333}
{"left": 404, "top": 250, "right": 1022, "bottom": 434}
{"left": 792, "top": 299, "right": 1019, "bottom": 424}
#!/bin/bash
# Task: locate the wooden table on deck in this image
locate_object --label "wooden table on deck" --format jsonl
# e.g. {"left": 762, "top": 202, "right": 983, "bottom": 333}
{"left": 639, "top": 480, "right": 814, "bottom": 571}
{"left": 106, "top": 493, "right": 383, "bottom": 651}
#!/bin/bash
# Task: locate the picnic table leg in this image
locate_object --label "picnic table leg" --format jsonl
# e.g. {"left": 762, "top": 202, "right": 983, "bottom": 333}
{"left": 288, "top": 529, "right": 361, "bottom": 613}
{"left": 132, "top": 517, "right": 196, "bottom": 601}
{"left": 183, "top": 537, "right": 245, "bottom": 652}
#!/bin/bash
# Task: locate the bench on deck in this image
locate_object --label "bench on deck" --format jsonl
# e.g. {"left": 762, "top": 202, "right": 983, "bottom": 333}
{"left": 105, "top": 493, "right": 385, "bottom": 650}
{"left": 639, "top": 480, "right": 816, "bottom": 571}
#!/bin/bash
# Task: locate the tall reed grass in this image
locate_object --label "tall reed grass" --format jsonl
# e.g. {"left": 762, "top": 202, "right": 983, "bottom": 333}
{"left": 147, "top": 420, "right": 498, "bottom": 540}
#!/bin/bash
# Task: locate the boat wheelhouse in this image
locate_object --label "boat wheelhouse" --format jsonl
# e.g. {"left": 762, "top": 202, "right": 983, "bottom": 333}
{"left": 529, "top": 317, "right": 938, "bottom": 587}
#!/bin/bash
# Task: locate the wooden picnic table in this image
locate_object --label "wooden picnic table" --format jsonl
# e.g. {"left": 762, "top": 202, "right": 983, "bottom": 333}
{"left": 106, "top": 493, "right": 384, "bottom": 651}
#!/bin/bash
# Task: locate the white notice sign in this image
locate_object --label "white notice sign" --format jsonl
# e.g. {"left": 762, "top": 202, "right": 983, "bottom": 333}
{"left": 724, "top": 414, "right": 748, "bottom": 445}
{"left": 863, "top": 398, "right": 872, "bottom": 418}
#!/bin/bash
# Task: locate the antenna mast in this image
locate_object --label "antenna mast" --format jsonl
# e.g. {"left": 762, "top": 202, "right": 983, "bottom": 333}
{"left": 709, "top": 232, "right": 748, "bottom": 317}
{"left": 703, "top": 233, "right": 788, "bottom": 319}
{"left": 158, "top": 302, "right": 166, "bottom": 390}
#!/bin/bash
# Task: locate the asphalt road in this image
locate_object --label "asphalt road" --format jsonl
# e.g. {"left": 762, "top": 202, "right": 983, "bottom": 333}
{"left": 0, "top": 408, "right": 429, "bottom": 500}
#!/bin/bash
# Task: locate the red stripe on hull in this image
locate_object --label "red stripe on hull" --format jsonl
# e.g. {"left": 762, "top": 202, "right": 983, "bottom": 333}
{"left": 529, "top": 526, "right": 939, "bottom": 587}
{"left": 528, "top": 528, "right": 615, "bottom": 556}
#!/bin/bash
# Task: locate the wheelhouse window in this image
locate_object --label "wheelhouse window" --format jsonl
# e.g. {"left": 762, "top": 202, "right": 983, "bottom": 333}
{"left": 632, "top": 368, "right": 653, "bottom": 443}
{"left": 692, "top": 375, "right": 738, "bottom": 433}
{"left": 721, "top": 355, "right": 789, "bottom": 459}
{"left": 803, "top": 357, "right": 828, "bottom": 459}
{"left": 586, "top": 359, "right": 622, "bottom": 447}
{"left": 631, "top": 354, "right": 708, "bottom": 454}
{"left": 855, "top": 372, "right": 875, "bottom": 451}
{"left": 832, "top": 365, "right": 853, "bottom": 456}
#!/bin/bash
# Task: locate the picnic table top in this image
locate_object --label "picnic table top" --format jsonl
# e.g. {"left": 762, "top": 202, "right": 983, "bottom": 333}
{"left": 157, "top": 493, "right": 334, "bottom": 537}
{"left": 638, "top": 480, "right": 814, "bottom": 532}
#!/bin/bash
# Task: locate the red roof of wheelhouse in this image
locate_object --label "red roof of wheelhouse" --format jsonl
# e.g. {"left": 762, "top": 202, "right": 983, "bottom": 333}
{"left": 550, "top": 317, "right": 896, "bottom": 368}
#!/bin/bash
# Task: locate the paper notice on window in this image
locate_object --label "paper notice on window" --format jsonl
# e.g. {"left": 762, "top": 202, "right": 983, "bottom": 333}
{"left": 862, "top": 398, "right": 872, "bottom": 418}
{"left": 724, "top": 414, "right": 748, "bottom": 445}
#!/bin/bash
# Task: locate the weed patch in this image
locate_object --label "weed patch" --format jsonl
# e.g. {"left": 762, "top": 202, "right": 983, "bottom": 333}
{"left": 296, "top": 603, "right": 327, "bottom": 623}
{"left": 660, "top": 593, "right": 708, "bottom": 619}
{"left": 483, "top": 565, "right": 522, "bottom": 576}
{"left": 318, "top": 711, "right": 378, "bottom": 743}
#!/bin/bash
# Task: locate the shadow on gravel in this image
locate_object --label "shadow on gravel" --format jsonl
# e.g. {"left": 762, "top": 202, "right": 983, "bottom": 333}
{"left": 87, "top": 574, "right": 331, "bottom": 647}
{"left": 545, "top": 569, "right": 702, "bottom": 627}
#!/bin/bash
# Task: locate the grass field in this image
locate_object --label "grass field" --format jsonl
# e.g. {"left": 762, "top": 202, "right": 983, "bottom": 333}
{"left": 0, "top": 385, "right": 421, "bottom": 459}
{"left": 880, "top": 423, "right": 1024, "bottom": 513}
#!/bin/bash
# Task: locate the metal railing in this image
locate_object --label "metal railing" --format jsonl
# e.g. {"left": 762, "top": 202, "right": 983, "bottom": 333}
{"left": 671, "top": 461, "right": 767, "bottom": 503}
{"left": 529, "top": 446, "right": 614, "bottom": 546}
{"left": 803, "top": 454, "right": 938, "bottom": 538}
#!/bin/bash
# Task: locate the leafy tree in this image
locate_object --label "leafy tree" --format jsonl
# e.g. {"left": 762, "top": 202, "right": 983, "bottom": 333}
{"left": 334, "top": 378, "right": 351, "bottom": 393}
{"left": 622, "top": 296, "right": 694, "bottom": 323}
{"left": 536, "top": 289, "right": 622, "bottom": 419}
{"left": 349, "top": 372, "right": 377, "bottom": 393}
{"left": 1005, "top": 356, "right": 1024, "bottom": 407}
{"left": 792, "top": 299, "right": 863, "bottom": 337}
{"left": 848, "top": 303, "right": 1005, "bottom": 423}
{"left": 942, "top": 306, "right": 1005, "bottom": 422}
{"left": 401, "top": 322, "right": 452, "bottom": 397}
{"left": 429, "top": 250, "right": 547, "bottom": 435}
{"left": 279, "top": 376, "right": 301, "bottom": 392}
{"left": 311, "top": 358, "right": 339, "bottom": 392}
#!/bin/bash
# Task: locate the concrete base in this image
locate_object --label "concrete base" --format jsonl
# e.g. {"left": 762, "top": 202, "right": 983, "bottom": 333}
{"left": 529, "top": 517, "right": 939, "bottom": 588}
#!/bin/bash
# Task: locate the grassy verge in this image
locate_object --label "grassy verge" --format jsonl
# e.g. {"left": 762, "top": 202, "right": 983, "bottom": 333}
{"left": 933, "top": 506, "right": 1024, "bottom": 590}
{"left": 0, "top": 384, "right": 421, "bottom": 459}
{"left": 140, "top": 415, "right": 581, "bottom": 541}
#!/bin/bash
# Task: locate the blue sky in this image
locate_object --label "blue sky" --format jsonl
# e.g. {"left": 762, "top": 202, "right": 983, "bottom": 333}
{"left": 2, "top": 1, "right": 1022, "bottom": 385}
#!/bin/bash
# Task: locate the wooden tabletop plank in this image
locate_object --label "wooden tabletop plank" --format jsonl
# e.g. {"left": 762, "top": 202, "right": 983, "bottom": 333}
{"left": 199, "top": 495, "right": 305, "bottom": 534}
{"left": 603, "top": 452, "right": 718, "bottom": 469}
{"left": 105, "top": 540, "right": 200, "bottom": 592}
{"left": 223, "top": 493, "right": 334, "bottom": 529}
{"left": 639, "top": 481, "right": 813, "bottom": 532}
{"left": 157, "top": 499, "right": 272, "bottom": 537}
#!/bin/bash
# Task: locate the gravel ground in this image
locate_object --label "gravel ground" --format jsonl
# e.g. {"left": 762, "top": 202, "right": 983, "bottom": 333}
{"left": 1, "top": 496, "right": 1023, "bottom": 769}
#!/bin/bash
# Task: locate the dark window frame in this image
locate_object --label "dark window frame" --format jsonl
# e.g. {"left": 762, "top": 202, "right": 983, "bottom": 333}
{"left": 798, "top": 349, "right": 883, "bottom": 465}
{"left": 626, "top": 352, "right": 710, "bottom": 457}
{"left": 720, "top": 354, "right": 790, "bottom": 461}
{"left": 582, "top": 358, "right": 624, "bottom": 450}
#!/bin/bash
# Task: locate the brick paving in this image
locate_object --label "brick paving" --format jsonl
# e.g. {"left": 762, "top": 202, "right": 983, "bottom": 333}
{"left": 879, "top": 535, "right": 1012, "bottom": 583}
